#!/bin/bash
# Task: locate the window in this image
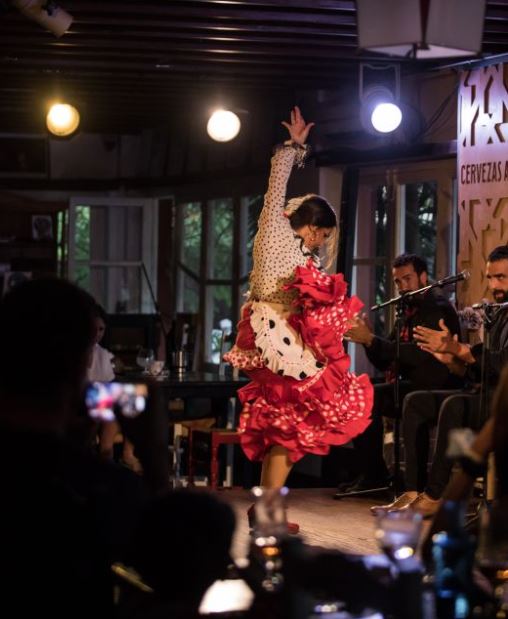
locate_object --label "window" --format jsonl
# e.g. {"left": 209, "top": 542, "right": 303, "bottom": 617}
{"left": 400, "top": 181, "right": 438, "bottom": 280}
{"left": 175, "top": 194, "right": 262, "bottom": 364}
{"left": 68, "top": 197, "right": 158, "bottom": 313}
{"left": 349, "top": 161, "right": 456, "bottom": 374}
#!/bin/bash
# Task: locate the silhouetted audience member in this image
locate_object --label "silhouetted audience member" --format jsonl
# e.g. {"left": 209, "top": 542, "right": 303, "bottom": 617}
{"left": 423, "top": 363, "right": 508, "bottom": 565}
{"left": 120, "top": 489, "right": 236, "bottom": 618}
{"left": 0, "top": 279, "right": 147, "bottom": 618}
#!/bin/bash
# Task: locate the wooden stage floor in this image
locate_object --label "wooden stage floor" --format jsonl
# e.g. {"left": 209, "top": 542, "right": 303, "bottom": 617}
{"left": 218, "top": 487, "right": 389, "bottom": 560}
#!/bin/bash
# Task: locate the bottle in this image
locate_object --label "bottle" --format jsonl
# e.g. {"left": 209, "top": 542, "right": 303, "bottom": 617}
{"left": 165, "top": 319, "right": 177, "bottom": 369}
{"left": 432, "top": 501, "right": 476, "bottom": 619}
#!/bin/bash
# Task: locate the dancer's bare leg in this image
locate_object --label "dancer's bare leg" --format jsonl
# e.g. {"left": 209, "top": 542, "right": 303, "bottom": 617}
{"left": 257, "top": 445, "right": 299, "bottom": 532}
{"left": 260, "top": 445, "right": 293, "bottom": 488}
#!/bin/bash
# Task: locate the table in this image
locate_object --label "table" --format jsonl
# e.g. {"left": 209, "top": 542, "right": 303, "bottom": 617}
{"left": 118, "top": 371, "right": 249, "bottom": 490}
{"left": 149, "top": 371, "right": 248, "bottom": 415}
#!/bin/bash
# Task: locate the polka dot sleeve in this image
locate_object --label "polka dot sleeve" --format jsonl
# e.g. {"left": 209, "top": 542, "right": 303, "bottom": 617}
{"left": 249, "top": 146, "right": 313, "bottom": 305}
{"left": 259, "top": 146, "right": 296, "bottom": 228}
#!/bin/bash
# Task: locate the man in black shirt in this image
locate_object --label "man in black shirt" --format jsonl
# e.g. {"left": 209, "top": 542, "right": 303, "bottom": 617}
{"left": 401, "top": 245, "right": 508, "bottom": 516}
{"left": 335, "top": 254, "right": 462, "bottom": 497}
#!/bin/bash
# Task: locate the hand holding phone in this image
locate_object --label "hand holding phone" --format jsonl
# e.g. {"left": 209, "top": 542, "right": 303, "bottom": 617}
{"left": 85, "top": 382, "right": 148, "bottom": 422}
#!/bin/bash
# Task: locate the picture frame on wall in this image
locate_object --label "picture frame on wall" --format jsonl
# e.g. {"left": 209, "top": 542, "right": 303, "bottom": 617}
{"left": 31, "top": 215, "right": 53, "bottom": 241}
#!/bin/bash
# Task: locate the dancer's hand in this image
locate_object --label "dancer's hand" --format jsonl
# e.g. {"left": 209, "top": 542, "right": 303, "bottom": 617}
{"left": 344, "top": 313, "right": 374, "bottom": 347}
{"left": 281, "top": 106, "right": 315, "bottom": 145}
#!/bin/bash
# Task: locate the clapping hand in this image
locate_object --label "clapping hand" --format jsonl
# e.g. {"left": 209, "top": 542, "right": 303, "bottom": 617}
{"left": 413, "top": 319, "right": 455, "bottom": 354}
{"left": 281, "top": 106, "right": 315, "bottom": 146}
{"left": 344, "top": 313, "right": 374, "bottom": 346}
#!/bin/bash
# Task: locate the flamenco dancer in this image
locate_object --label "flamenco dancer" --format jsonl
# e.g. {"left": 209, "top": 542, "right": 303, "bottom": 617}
{"left": 225, "top": 107, "right": 373, "bottom": 533}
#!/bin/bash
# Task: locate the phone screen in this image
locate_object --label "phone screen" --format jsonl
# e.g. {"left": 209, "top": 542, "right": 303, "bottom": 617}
{"left": 85, "top": 382, "right": 148, "bottom": 422}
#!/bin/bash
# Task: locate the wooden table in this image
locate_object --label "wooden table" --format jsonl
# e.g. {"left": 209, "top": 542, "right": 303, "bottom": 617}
{"left": 117, "top": 371, "right": 249, "bottom": 490}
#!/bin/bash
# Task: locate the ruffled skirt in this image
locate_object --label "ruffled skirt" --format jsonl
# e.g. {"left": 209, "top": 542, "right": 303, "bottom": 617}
{"left": 224, "top": 261, "right": 373, "bottom": 462}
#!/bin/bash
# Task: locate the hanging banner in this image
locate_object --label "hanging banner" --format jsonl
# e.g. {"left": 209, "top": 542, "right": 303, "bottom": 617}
{"left": 457, "top": 63, "right": 508, "bottom": 306}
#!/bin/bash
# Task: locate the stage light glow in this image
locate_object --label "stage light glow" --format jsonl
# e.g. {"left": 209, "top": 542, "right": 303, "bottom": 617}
{"left": 207, "top": 109, "right": 241, "bottom": 142}
{"left": 46, "top": 103, "right": 80, "bottom": 136}
{"left": 371, "top": 102, "right": 402, "bottom": 133}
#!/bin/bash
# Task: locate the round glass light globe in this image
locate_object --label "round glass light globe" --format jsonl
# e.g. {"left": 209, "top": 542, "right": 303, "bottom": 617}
{"left": 371, "top": 102, "right": 402, "bottom": 133}
{"left": 207, "top": 110, "right": 241, "bottom": 142}
{"left": 46, "top": 103, "right": 80, "bottom": 137}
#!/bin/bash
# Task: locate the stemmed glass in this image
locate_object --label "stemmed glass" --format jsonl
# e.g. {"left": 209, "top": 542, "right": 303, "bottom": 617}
{"left": 136, "top": 347, "right": 154, "bottom": 374}
{"left": 250, "top": 486, "right": 289, "bottom": 593}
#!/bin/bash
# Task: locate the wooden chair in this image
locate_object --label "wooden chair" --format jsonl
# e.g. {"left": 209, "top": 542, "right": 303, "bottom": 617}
{"left": 187, "top": 425, "right": 242, "bottom": 490}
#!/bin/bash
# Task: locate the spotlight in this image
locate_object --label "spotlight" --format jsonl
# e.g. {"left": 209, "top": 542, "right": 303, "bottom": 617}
{"left": 11, "top": 0, "right": 73, "bottom": 38}
{"left": 361, "top": 87, "right": 402, "bottom": 134}
{"left": 359, "top": 64, "right": 402, "bottom": 135}
{"left": 207, "top": 109, "right": 241, "bottom": 142}
{"left": 46, "top": 102, "right": 80, "bottom": 136}
{"left": 371, "top": 103, "right": 402, "bottom": 133}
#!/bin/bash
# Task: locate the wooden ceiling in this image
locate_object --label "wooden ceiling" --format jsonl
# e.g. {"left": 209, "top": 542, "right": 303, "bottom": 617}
{"left": 1, "top": 0, "right": 508, "bottom": 133}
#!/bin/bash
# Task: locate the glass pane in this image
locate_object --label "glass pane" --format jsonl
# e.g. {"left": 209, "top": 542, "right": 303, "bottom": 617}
{"left": 240, "top": 194, "right": 263, "bottom": 278}
{"left": 75, "top": 265, "right": 142, "bottom": 313}
{"left": 403, "top": 182, "right": 437, "bottom": 280}
{"left": 209, "top": 198, "right": 233, "bottom": 279}
{"left": 107, "top": 205, "right": 143, "bottom": 262}
{"left": 74, "top": 264, "right": 90, "bottom": 290}
{"left": 351, "top": 185, "right": 390, "bottom": 341}
{"left": 374, "top": 185, "right": 389, "bottom": 335}
{"left": 207, "top": 284, "right": 233, "bottom": 363}
{"left": 180, "top": 270, "right": 200, "bottom": 314}
{"left": 180, "top": 202, "right": 202, "bottom": 275}
{"left": 74, "top": 205, "right": 90, "bottom": 261}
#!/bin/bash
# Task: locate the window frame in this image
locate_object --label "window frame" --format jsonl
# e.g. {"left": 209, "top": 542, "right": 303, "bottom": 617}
{"left": 68, "top": 196, "right": 158, "bottom": 313}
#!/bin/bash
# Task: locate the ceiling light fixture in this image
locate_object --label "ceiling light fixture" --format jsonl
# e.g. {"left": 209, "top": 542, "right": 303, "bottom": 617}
{"left": 359, "top": 64, "right": 402, "bottom": 134}
{"left": 46, "top": 102, "right": 80, "bottom": 137}
{"left": 207, "top": 109, "right": 241, "bottom": 142}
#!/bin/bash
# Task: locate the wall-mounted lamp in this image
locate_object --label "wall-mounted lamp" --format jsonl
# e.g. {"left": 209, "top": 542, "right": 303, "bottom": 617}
{"left": 11, "top": 0, "right": 73, "bottom": 38}
{"left": 46, "top": 102, "right": 80, "bottom": 136}
{"left": 359, "top": 64, "right": 402, "bottom": 134}
{"left": 206, "top": 109, "right": 241, "bottom": 142}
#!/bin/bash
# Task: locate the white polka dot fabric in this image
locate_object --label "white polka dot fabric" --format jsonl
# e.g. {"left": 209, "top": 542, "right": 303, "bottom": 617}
{"left": 249, "top": 146, "right": 317, "bottom": 306}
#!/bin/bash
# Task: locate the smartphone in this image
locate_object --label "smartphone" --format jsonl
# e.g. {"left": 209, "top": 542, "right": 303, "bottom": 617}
{"left": 85, "top": 382, "right": 148, "bottom": 422}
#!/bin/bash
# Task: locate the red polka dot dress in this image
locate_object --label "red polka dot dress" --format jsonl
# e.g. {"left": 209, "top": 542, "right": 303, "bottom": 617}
{"left": 224, "top": 144, "right": 373, "bottom": 462}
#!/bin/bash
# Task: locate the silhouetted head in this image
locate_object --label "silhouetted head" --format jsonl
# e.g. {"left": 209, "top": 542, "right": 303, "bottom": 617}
{"left": 0, "top": 278, "right": 95, "bottom": 411}
{"left": 92, "top": 302, "right": 108, "bottom": 344}
{"left": 129, "top": 489, "right": 236, "bottom": 607}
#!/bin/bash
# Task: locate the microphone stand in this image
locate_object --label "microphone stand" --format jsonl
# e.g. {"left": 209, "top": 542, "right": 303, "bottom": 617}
{"left": 371, "top": 278, "right": 460, "bottom": 501}
{"left": 141, "top": 262, "right": 167, "bottom": 338}
{"left": 465, "top": 304, "right": 499, "bottom": 529}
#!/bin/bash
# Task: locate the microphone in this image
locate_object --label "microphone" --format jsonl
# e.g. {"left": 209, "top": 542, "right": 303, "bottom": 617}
{"left": 472, "top": 300, "right": 508, "bottom": 310}
{"left": 435, "top": 270, "right": 470, "bottom": 287}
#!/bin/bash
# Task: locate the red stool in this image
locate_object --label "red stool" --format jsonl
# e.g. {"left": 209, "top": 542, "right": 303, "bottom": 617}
{"left": 187, "top": 427, "right": 241, "bottom": 489}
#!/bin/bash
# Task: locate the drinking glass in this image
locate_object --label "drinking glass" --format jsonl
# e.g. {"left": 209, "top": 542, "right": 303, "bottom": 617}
{"left": 375, "top": 509, "right": 423, "bottom": 562}
{"left": 136, "top": 347, "right": 154, "bottom": 374}
{"left": 250, "top": 486, "right": 289, "bottom": 593}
